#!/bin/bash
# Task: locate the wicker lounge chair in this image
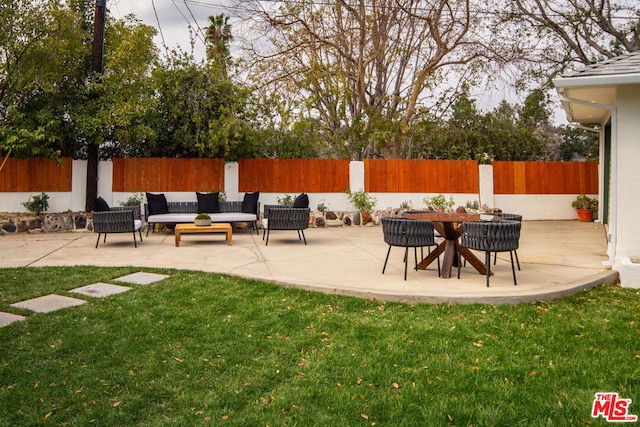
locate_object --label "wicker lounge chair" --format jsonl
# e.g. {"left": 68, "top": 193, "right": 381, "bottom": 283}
{"left": 262, "top": 206, "right": 310, "bottom": 245}
{"left": 92, "top": 206, "right": 143, "bottom": 248}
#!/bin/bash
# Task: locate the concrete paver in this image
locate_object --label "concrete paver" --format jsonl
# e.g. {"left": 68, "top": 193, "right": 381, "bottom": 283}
{"left": 70, "top": 282, "right": 132, "bottom": 298}
{"left": 113, "top": 272, "right": 170, "bottom": 285}
{"left": 0, "top": 312, "right": 26, "bottom": 327}
{"left": 0, "top": 220, "right": 618, "bottom": 304}
{"left": 11, "top": 294, "right": 87, "bottom": 313}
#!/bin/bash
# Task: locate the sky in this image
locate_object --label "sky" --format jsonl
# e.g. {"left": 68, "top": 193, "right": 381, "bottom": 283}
{"left": 108, "top": 0, "right": 229, "bottom": 61}
{"left": 107, "top": 0, "right": 568, "bottom": 124}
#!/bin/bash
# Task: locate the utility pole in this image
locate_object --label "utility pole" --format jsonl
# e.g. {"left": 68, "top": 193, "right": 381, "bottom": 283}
{"left": 86, "top": 0, "right": 106, "bottom": 212}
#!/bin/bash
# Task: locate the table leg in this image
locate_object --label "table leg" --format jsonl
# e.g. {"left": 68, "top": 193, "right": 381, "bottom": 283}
{"left": 175, "top": 230, "right": 181, "bottom": 247}
{"left": 226, "top": 228, "right": 232, "bottom": 246}
{"left": 416, "top": 241, "right": 444, "bottom": 270}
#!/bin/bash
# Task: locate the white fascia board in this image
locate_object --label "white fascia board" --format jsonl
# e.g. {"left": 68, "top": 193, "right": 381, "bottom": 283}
{"left": 554, "top": 73, "right": 640, "bottom": 89}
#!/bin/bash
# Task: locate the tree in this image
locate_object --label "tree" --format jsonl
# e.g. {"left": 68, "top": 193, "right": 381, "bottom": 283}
{"left": 205, "top": 13, "right": 233, "bottom": 77}
{"left": 239, "top": 0, "right": 501, "bottom": 159}
{"left": 497, "top": 0, "right": 640, "bottom": 83}
{"left": 0, "top": 0, "right": 85, "bottom": 163}
{"left": 205, "top": 14, "right": 233, "bottom": 61}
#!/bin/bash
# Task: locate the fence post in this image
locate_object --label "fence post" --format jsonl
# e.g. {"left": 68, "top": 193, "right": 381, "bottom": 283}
{"left": 479, "top": 164, "right": 494, "bottom": 209}
{"left": 349, "top": 161, "right": 365, "bottom": 192}
{"left": 225, "top": 162, "right": 239, "bottom": 200}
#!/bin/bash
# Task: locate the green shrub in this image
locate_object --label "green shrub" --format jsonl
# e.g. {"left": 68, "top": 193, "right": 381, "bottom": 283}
{"left": 316, "top": 199, "right": 328, "bottom": 213}
{"left": 21, "top": 192, "right": 49, "bottom": 215}
{"left": 345, "top": 188, "right": 377, "bottom": 211}
{"left": 119, "top": 192, "right": 143, "bottom": 207}
{"left": 277, "top": 194, "right": 295, "bottom": 206}
{"left": 423, "top": 194, "right": 455, "bottom": 212}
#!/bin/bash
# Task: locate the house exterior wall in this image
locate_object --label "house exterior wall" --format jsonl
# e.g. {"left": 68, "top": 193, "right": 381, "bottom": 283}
{"left": 614, "top": 84, "right": 640, "bottom": 263}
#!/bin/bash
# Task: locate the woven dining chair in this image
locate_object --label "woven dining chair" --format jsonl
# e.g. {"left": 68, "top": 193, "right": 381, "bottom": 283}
{"left": 381, "top": 217, "right": 439, "bottom": 280}
{"left": 458, "top": 220, "right": 521, "bottom": 287}
{"left": 495, "top": 213, "right": 522, "bottom": 270}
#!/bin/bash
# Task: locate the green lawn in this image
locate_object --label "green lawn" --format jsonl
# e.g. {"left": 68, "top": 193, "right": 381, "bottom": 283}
{"left": 0, "top": 266, "right": 638, "bottom": 426}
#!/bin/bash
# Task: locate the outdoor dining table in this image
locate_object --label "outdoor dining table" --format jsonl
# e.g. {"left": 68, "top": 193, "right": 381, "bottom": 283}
{"left": 402, "top": 211, "right": 498, "bottom": 279}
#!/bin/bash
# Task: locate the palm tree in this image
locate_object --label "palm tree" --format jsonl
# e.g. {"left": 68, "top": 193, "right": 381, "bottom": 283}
{"left": 205, "top": 14, "right": 233, "bottom": 63}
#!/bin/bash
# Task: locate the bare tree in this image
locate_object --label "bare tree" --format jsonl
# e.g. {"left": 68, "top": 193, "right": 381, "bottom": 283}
{"left": 500, "top": 0, "right": 639, "bottom": 81}
{"left": 238, "top": 0, "right": 499, "bottom": 159}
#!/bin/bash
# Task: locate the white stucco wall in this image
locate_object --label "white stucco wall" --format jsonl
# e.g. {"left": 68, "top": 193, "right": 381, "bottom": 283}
{"left": 614, "top": 84, "right": 640, "bottom": 264}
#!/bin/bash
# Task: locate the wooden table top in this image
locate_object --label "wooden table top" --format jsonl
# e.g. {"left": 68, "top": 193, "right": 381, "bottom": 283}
{"left": 402, "top": 211, "right": 497, "bottom": 222}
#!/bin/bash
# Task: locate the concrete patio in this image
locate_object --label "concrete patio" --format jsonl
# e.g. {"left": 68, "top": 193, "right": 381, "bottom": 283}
{"left": 0, "top": 220, "right": 618, "bottom": 305}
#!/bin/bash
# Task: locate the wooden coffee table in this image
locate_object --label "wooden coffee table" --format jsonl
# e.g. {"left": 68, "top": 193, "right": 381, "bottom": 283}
{"left": 174, "top": 223, "right": 232, "bottom": 247}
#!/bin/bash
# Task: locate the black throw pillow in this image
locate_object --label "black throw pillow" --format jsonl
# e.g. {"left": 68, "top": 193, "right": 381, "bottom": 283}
{"left": 146, "top": 192, "right": 169, "bottom": 215}
{"left": 293, "top": 193, "right": 309, "bottom": 208}
{"left": 94, "top": 197, "right": 110, "bottom": 212}
{"left": 197, "top": 192, "right": 220, "bottom": 213}
{"left": 241, "top": 191, "right": 260, "bottom": 214}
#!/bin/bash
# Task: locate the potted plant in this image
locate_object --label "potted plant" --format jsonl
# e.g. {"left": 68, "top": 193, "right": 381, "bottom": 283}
{"left": 571, "top": 194, "right": 598, "bottom": 222}
{"left": 194, "top": 213, "right": 212, "bottom": 226}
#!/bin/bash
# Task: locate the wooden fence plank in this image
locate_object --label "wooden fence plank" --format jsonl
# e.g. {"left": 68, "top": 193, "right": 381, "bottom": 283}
{"left": 493, "top": 161, "right": 598, "bottom": 194}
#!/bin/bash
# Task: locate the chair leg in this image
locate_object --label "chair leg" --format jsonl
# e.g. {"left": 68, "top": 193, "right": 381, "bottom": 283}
{"left": 95, "top": 233, "right": 101, "bottom": 248}
{"left": 514, "top": 249, "right": 520, "bottom": 271}
{"left": 404, "top": 246, "right": 409, "bottom": 280}
{"left": 297, "top": 230, "right": 302, "bottom": 240}
{"left": 382, "top": 245, "right": 392, "bottom": 274}
{"left": 132, "top": 232, "right": 137, "bottom": 248}
{"left": 485, "top": 251, "right": 491, "bottom": 287}
{"left": 300, "top": 230, "right": 307, "bottom": 245}
{"left": 510, "top": 251, "right": 518, "bottom": 286}
{"left": 265, "top": 229, "right": 270, "bottom": 246}
{"left": 138, "top": 229, "right": 143, "bottom": 242}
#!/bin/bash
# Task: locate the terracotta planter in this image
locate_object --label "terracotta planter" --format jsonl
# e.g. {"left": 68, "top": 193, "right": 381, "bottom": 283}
{"left": 576, "top": 209, "right": 594, "bottom": 222}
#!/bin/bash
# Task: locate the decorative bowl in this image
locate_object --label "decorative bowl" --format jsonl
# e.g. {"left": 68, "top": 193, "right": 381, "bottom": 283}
{"left": 194, "top": 219, "right": 212, "bottom": 226}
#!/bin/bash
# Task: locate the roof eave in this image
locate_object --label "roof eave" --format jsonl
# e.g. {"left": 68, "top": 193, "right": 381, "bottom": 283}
{"left": 553, "top": 72, "right": 640, "bottom": 89}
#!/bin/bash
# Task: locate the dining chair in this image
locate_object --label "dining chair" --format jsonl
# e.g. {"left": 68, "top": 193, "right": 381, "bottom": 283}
{"left": 457, "top": 220, "right": 521, "bottom": 287}
{"left": 381, "top": 217, "right": 439, "bottom": 280}
{"left": 495, "top": 213, "right": 522, "bottom": 270}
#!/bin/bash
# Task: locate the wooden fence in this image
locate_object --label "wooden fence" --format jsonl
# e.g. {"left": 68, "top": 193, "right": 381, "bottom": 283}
{"left": 1, "top": 157, "right": 599, "bottom": 194}
{"left": 365, "top": 159, "right": 479, "bottom": 193}
{"left": 112, "top": 158, "right": 225, "bottom": 192}
{"left": 492, "top": 161, "right": 598, "bottom": 194}
{"left": 238, "top": 159, "right": 350, "bottom": 192}
{"left": 0, "top": 157, "right": 72, "bottom": 192}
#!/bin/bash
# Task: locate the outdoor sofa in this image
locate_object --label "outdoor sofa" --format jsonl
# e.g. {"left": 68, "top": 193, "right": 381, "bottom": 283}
{"left": 144, "top": 192, "right": 260, "bottom": 236}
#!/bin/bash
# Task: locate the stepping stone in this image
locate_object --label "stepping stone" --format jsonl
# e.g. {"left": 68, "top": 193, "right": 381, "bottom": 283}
{"left": 11, "top": 294, "right": 86, "bottom": 313}
{"left": 70, "top": 282, "right": 132, "bottom": 298}
{"left": 113, "top": 272, "right": 170, "bottom": 285}
{"left": 0, "top": 312, "right": 26, "bottom": 327}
